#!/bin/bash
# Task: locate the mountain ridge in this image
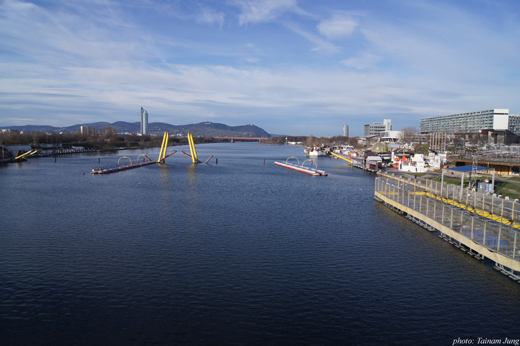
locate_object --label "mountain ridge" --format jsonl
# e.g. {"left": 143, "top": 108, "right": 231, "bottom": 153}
{"left": 2, "top": 121, "right": 271, "bottom": 138}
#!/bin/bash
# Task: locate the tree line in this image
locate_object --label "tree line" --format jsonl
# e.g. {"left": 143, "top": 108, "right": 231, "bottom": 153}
{"left": 0, "top": 130, "right": 233, "bottom": 150}
{"left": 263, "top": 135, "right": 358, "bottom": 147}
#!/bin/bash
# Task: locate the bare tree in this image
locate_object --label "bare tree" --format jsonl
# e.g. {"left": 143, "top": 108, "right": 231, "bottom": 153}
{"left": 399, "top": 127, "right": 417, "bottom": 145}
{"left": 306, "top": 135, "right": 314, "bottom": 147}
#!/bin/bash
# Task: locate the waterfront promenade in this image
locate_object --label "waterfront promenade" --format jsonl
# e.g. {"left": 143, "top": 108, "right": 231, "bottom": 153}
{"left": 375, "top": 172, "right": 520, "bottom": 278}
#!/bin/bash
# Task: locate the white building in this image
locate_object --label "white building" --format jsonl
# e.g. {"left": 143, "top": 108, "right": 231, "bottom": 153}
{"left": 380, "top": 131, "right": 402, "bottom": 143}
{"left": 364, "top": 122, "right": 386, "bottom": 137}
{"left": 384, "top": 119, "right": 392, "bottom": 131}
{"left": 420, "top": 109, "right": 509, "bottom": 134}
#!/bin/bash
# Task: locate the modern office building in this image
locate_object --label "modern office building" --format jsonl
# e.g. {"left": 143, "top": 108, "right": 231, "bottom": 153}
{"left": 140, "top": 107, "right": 149, "bottom": 135}
{"left": 343, "top": 125, "right": 349, "bottom": 137}
{"left": 420, "top": 109, "right": 509, "bottom": 134}
{"left": 364, "top": 122, "right": 386, "bottom": 137}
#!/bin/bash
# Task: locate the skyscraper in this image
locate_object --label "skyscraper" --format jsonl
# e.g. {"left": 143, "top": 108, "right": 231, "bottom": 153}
{"left": 343, "top": 125, "right": 349, "bottom": 137}
{"left": 140, "top": 107, "right": 149, "bottom": 135}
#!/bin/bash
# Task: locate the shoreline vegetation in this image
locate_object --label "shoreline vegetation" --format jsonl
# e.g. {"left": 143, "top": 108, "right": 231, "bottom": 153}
{"left": 0, "top": 131, "right": 232, "bottom": 151}
{"left": 0, "top": 131, "right": 357, "bottom": 151}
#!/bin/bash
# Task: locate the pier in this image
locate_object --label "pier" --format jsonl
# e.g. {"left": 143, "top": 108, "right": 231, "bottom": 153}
{"left": 374, "top": 172, "right": 520, "bottom": 281}
{"left": 91, "top": 155, "right": 156, "bottom": 174}
{"left": 330, "top": 151, "right": 351, "bottom": 163}
{"left": 329, "top": 151, "right": 382, "bottom": 173}
{"left": 274, "top": 157, "right": 327, "bottom": 176}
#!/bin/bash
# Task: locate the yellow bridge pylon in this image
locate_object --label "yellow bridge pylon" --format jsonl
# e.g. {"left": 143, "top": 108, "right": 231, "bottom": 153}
{"left": 180, "top": 132, "right": 208, "bottom": 163}
{"left": 14, "top": 149, "right": 37, "bottom": 161}
{"left": 157, "top": 132, "right": 169, "bottom": 162}
{"left": 187, "top": 132, "right": 200, "bottom": 163}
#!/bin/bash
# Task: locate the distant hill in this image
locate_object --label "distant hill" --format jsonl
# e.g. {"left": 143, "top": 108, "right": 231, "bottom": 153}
{"left": 2, "top": 121, "right": 271, "bottom": 138}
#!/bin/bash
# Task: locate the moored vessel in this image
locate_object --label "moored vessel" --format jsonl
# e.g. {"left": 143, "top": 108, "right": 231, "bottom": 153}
{"left": 304, "top": 146, "right": 328, "bottom": 157}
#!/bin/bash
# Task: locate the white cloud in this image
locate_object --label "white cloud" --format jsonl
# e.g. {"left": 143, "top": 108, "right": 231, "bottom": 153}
{"left": 195, "top": 8, "right": 225, "bottom": 28}
{"left": 229, "top": 0, "right": 298, "bottom": 26}
{"left": 340, "top": 53, "right": 380, "bottom": 69}
{"left": 1, "top": 56, "right": 516, "bottom": 135}
{"left": 284, "top": 22, "right": 339, "bottom": 55}
{"left": 317, "top": 15, "right": 358, "bottom": 39}
{"left": 0, "top": 0, "right": 153, "bottom": 65}
{"left": 358, "top": 1, "right": 520, "bottom": 82}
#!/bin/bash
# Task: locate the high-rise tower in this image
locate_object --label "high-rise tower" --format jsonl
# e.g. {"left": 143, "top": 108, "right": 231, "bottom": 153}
{"left": 343, "top": 125, "right": 349, "bottom": 137}
{"left": 140, "top": 107, "right": 149, "bottom": 135}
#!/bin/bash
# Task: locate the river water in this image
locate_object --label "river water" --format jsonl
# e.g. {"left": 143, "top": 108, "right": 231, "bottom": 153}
{"left": 1, "top": 142, "right": 520, "bottom": 345}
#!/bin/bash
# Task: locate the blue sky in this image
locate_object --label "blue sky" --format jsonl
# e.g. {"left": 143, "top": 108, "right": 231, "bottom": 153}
{"left": 1, "top": 0, "right": 519, "bottom": 137}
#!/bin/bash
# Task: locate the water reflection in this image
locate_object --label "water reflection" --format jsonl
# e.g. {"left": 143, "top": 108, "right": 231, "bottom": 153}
{"left": 187, "top": 163, "right": 199, "bottom": 226}
{"left": 157, "top": 162, "right": 174, "bottom": 227}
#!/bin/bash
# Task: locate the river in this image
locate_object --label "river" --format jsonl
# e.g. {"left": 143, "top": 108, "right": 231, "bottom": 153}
{"left": 1, "top": 142, "right": 520, "bottom": 345}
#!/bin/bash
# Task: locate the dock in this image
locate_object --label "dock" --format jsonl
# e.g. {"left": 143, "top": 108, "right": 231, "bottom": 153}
{"left": 330, "top": 151, "right": 381, "bottom": 173}
{"left": 374, "top": 172, "right": 520, "bottom": 282}
{"left": 274, "top": 161, "right": 327, "bottom": 176}
{"left": 91, "top": 158, "right": 156, "bottom": 174}
{"left": 330, "top": 151, "right": 351, "bottom": 163}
